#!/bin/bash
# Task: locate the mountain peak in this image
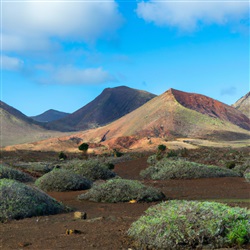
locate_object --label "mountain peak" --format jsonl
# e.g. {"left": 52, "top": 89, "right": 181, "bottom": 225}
{"left": 45, "top": 86, "right": 156, "bottom": 131}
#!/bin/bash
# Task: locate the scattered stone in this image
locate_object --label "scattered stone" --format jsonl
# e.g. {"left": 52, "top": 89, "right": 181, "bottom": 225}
{"left": 129, "top": 199, "right": 137, "bottom": 204}
{"left": 18, "top": 242, "right": 32, "bottom": 247}
{"left": 74, "top": 211, "right": 87, "bottom": 220}
{"left": 65, "top": 229, "right": 82, "bottom": 235}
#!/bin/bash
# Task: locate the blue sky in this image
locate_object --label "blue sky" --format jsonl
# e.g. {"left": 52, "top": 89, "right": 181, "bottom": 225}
{"left": 1, "top": 0, "right": 249, "bottom": 116}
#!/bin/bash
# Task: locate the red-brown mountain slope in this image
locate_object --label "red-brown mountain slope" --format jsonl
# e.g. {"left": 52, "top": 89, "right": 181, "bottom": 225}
{"left": 171, "top": 89, "right": 250, "bottom": 130}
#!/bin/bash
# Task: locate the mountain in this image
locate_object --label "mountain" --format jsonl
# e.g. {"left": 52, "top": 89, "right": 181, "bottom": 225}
{"left": 45, "top": 86, "right": 156, "bottom": 131}
{"left": 0, "top": 101, "right": 64, "bottom": 146}
{"left": 31, "top": 109, "right": 70, "bottom": 123}
{"left": 1, "top": 100, "right": 39, "bottom": 125}
{"left": 6, "top": 88, "right": 249, "bottom": 152}
{"left": 232, "top": 92, "right": 250, "bottom": 119}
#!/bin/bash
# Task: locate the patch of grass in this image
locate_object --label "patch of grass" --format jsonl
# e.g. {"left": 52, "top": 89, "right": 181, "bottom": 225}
{"left": 0, "top": 179, "right": 69, "bottom": 222}
{"left": 141, "top": 158, "right": 240, "bottom": 180}
{"left": 35, "top": 169, "right": 92, "bottom": 192}
{"left": 0, "top": 164, "right": 34, "bottom": 182}
{"left": 128, "top": 200, "right": 250, "bottom": 249}
{"left": 78, "top": 179, "right": 165, "bottom": 203}
{"left": 60, "top": 159, "right": 117, "bottom": 181}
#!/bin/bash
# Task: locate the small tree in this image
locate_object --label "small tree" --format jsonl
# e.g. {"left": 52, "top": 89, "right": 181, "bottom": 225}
{"left": 58, "top": 152, "right": 67, "bottom": 160}
{"left": 156, "top": 144, "right": 167, "bottom": 160}
{"left": 78, "top": 143, "right": 89, "bottom": 154}
{"left": 158, "top": 144, "right": 166, "bottom": 152}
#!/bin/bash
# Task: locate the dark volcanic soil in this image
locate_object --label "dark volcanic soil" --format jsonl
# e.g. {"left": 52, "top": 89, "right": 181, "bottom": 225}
{"left": 1, "top": 157, "right": 250, "bottom": 250}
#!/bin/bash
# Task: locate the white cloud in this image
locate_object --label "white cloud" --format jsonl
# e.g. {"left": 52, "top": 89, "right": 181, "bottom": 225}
{"left": 2, "top": 55, "right": 24, "bottom": 71}
{"left": 40, "top": 66, "right": 117, "bottom": 85}
{"left": 136, "top": 0, "right": 249, "bottom": 31}
{"left": 2, "top": 0, "right": 123, "bottom": 52}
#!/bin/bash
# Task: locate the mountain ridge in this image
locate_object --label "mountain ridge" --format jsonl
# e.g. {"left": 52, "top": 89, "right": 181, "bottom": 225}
{"left": 232, "top": 92, "right": 250, "bottom": 119}
{"left": 31, "top": 109, "right": 70, "bottom": 123}
{"left": 4, "top": 88, "right": 249, "bottom": 151}
{"left": 45, "top": 86, "right": 156, "bottom": 131}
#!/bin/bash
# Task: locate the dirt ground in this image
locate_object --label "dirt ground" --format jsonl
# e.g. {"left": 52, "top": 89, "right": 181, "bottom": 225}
{"left": 1, "top": 157, "right": 250, "bottom": 250}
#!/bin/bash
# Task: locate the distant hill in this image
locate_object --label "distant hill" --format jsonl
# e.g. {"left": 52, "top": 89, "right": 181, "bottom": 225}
{"left": 31, "top": 109, "right": 70, "bottom": 123}
{"left": 45, "top": 86, "right": 156, "bottom": 131}
{"left": 6, "top": 88, "right": 249, "bottom": 152}
{"left": 232, "top": 92, "right": 250, "bottom": 119}
{"left": 0, "top": 101, "right": 64, "bottom": 146}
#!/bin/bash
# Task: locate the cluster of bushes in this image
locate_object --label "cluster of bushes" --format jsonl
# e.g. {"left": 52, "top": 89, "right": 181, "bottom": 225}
{"left": 141, "top": 158, "right": 240, "bottom": 180}
{"left": 60, "top": 159, "right": 117, "bottom": 181}
{"left": 35, "top": 169, "right": 92, "bottom": 192}
{"left": 78, "top": 178, "right": 165, "bottom": 203}
{"left": 0, "top": 179, "right": 69, "bottom": 222}
{"left": 0, "top": 165, "right": 34, "bottom": 182}
{"left": 13, "top": 162, "right": 53, "bottom": 176}
{"left": 128, "top": 200, "right": 250, "bottom": 249}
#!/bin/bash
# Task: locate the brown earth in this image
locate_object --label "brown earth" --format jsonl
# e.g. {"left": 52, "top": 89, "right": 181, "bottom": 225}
{"left": 1, "top": 156, "right": 250, "bottom": 250}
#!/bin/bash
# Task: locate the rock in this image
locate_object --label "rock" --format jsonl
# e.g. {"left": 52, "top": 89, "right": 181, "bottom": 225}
{"left": 18, "top": 242, "right": 32, "bottom": 247}
{"left": 74, "top": 211, "right": 87, "bottom": 220}
{"left": 129, "top": 199, "right": 137, "bottom": 204}
{"left": 65, "top": 229, "right": 82, "bottom": 235}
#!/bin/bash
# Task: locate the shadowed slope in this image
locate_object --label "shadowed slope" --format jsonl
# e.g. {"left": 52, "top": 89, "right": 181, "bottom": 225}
{"left": 45, "top": 86, "right": 156, "bottom": 132}
{"left": 31, "top": 109, "right": 70, "bottom": 123}
{"left": 1, "top": 101, "right": 64, "bottom": 146}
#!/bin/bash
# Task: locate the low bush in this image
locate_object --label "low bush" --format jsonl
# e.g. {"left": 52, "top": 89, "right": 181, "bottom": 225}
{"left": 58, "top": 152, "right": 67, "bottom": 160}
{"left": 0, "top": 179, "right": 69, "bottom": 222}
{"left": 225, "top": 161, "right": 236, "bottom": 169}
{"left": 113, "top": 149, "right": 123, "bottom": 157}
{"left": 60, "top": 159, "right": 117, "bottom": 181}
{"left": 244, "top": 170, "right": 250, "bottom": 182}
{"left": 0, "top": 165, "right": 34, "bottom": 182}
{"left": 13, "top": 162, "right": 53, "bottom": 175}
{"left": 233, "top": 159, "right": 250, "bottom": 176}
{"left": 147, "top": 154, "right": 158, "bottom": 165}
{"left": 35, "top": 169, "right": 92, "bottom": 192}
{"left": 128, "top": 200, "right": 250, "bottom": 249}
{"left": 158, "top": 144, "right": 166, "bottom": 152}
{"left": 141, "top": 159, "right": 240, "bottom": 180}
{"left": 78, "top": 179, "right": 165, "bottom": 203}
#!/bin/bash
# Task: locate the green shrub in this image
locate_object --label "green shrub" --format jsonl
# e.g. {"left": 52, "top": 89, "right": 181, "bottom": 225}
{"left": 147, "top": 154, "right": 158, "bottom": 165}
{"left": 166, "top": 150, "right": 178, "bottom": 158}
{"left": 113, "top": 149, "right": 123, "bottom": 157}
{"left": 0, "top": 165, "right": 34, "bottom": 182}
{"left": 141, "top": 159, "right": 240, "bottom": 180}
{"left": 225, "top": 161, "right": 236, "bottom": 169}
{"left": 13, "top": 162, "right": 53, "bottom": 175}
{"left": 158, "top": 144, "right": 166, "bottom": 152}
{"left": 244, "top": 170, "right": 250, "bottom": 182}
{"left": 128, "top": 200, "right": 250, "bottom": 249}
{"left": 58, "top": 152, "right": 67, "bottom": 160}
{"left": 78, "top": 179, "right": 165, "bottom": 203}
{"left": 78, "top": 143, "right": 89, "bottom": 153}
{"left": 35, "top": 169, "right": 92, "bottom": 192}
{"left": 0, "top": 179, "right": 69, "bottom": 222}
{"left": 60, "top": 159, "right": 116, "bottom": 181}
{"left": 234, "top": 159, "right": 250, "bottom": 176}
